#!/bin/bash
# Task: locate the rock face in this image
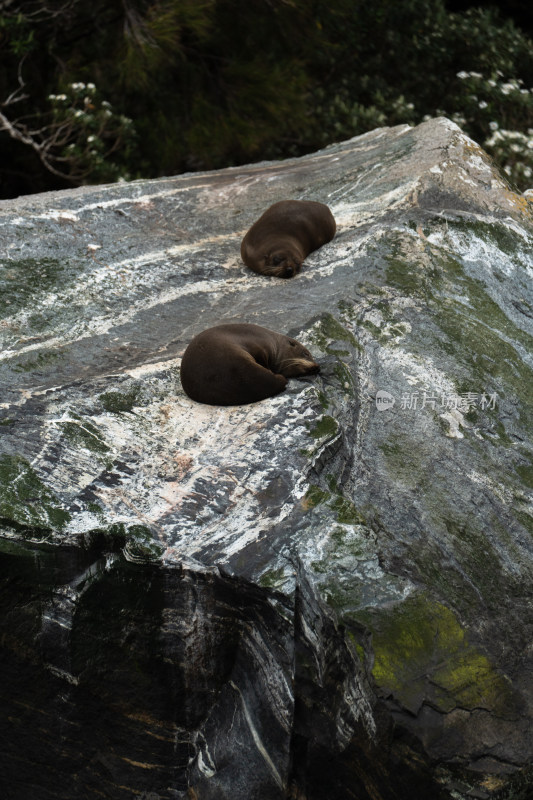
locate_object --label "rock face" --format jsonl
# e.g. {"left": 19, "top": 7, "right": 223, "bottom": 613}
{"left": 0, "top": 118, "right": 532, "bottom": 799}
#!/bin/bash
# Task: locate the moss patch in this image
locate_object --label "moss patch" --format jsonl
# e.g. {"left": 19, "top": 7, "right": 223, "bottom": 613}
{"left": 100, "top": 387, "right": 141, "bottom": 414}
{"left": 303, "top": 485, "right": 366, "bottom": 526}
{"left": 258, "top": 567, "right": 286, "bottom": 590}
{"left": 362, "top": 593, "right": 514, "bottom": 715}
{"left": 309, "top": 415, "right": 339, "bottom": 440}
{"left": 60, "top": 416, "right": 111, "bottom": 455}
{"left": 13, "top": 350, "right": 64, "bottom": 373}
{"left": 308, "top": 312, "right": 361, "bottom": 353}
{"left": 515, "top": 464, "right": 533, "bottom": 490}
{"left": 0, "top": 454, "right": 71, "bottom": 531}
{"left": 124, "top": 524, "right": 165, "bottom": 562}
{"left": 449, "top": 219, "right": 532, "bottom": 265}
{"left": 0, "top": 257, "right": 64, "bottom": 316}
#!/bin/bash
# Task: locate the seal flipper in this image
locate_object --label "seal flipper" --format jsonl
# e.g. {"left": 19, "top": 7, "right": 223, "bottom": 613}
{"left": 229, "top": 353, "right": 287, "bottom": 405}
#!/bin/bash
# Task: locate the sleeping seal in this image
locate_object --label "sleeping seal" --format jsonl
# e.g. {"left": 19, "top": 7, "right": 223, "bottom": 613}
{"left": 180, "top": 322, "right": 320, "bottom": 405}
{"left": 240, "top": 199, "right": 336, "bottom": 279}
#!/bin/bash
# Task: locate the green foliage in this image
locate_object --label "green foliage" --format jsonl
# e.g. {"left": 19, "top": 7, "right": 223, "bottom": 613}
{"left": 452, "top": 72, "right": 533, "bottom": 186}
{"left": 47, "top": 82, "right": 136, "bottom": 182}
{"left": 0, "top": 0, "right": 532, "bottom": 196}
{"left": 0, "top": 13, "right": 35, "bottom": 57}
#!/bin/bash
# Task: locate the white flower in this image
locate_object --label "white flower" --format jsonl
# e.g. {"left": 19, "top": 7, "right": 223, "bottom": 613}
{"left": 523, "top": 166, "right": 532, "bottom": 178}
{"left": 500, "top": 83, "right": 514, "bottom": 95}
{"left": 457, "top": 71, "right": 469, "bottom": 79}
{"left": 87, "top": 135, "right": 96, "bottom": 143}
{"left": 470, "top": 71, "right": 483, "bottom": 79}
{"left": 485, "top": 130, "right": 503, "bottom": 146}
{"left": 489, "top": 121, "right": 499, "bottom": 131}
{"left": 48, "top": 94, "right": 57, "bottom": 100}
{"left": 478, "top": 100, "right": 488, "bottom": 109}
{"left": 87, "top": 83, "right": 96, "bottom": 90}
{"left": 504, "top": 165, "right": 512, "bottom": 175}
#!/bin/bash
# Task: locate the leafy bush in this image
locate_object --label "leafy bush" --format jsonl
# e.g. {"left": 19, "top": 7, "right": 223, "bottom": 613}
{"left": 0, "top": 0, "right": 532, "bottom": 196}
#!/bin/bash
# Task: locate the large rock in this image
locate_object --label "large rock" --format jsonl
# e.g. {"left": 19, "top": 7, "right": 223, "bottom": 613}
{"left": 0, "top": 117, "right": 532, "bottom": 799}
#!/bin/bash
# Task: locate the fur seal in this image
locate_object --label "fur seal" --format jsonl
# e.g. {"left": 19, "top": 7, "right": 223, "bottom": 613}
{"left": 240, "top": 199, "right": 336, "bottom": 279}
{"left": 180, "top": 323, "right": 320, "bottom": 405}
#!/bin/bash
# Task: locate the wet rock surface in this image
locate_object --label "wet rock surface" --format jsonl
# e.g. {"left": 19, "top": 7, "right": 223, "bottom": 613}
{"left": 0, "top": 118, "right": 532, "bottom": 799}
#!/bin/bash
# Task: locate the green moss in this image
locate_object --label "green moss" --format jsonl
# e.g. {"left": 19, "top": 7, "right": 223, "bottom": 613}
{"left": 333, "top": 360, "right": 355, "bottom": 389}
{"left": 354, "top": 642, "right": 365, "bottom": 664}
{"left": 0, "top": 454, "right": 71, "bottom": 531}
{"left": 323, "top": 582, "right": 351, "bottom": 610}
{"left": 125, "top": 524, "right": 165, "bottom": 562}
{"left": 449, "top": 219, "right": 532, "bottom": 264}
{"left": 0, "top": 257, "right": 64, "bottom": 316}
{"left": 454, "top": 269, "right": 533, "bottom": 353}
{"left": 100, "top": 387, "right": 140, "bottom": 413}
{"left": 86, "top": 502, "right": 106, "bottom": 521}
{"left": 329, "top": 525, "right": 346, "bottom": 545}
{"left": 513, "top": 510, "right": 533, "bottom": 535}
{"left": 383, "top": 233, "right": 533, "bottom": 432}
{"left": 304, "top": 486, "right": 366, "bottom": 526}
{"left": 13, "top": 350, "right": 64, "bottom": 373}
{"left": 364, "top": 593, "right": 513, "bottom": 714}
{"left": 317, "top": 390, "right": 329, "bottom": 410}
{"left": 379, "top": 435, "right": 426, "bottom": 488}
{"left": 411, "top": 514, "right": 512, "bottom": 610}
{"left": 515, "top": 464, "right": 533, "bottom": 490}
{"left": 373, "top": 299, "right": 396, "bottom": 321}
{"left": 60, "top": 417, "right": 110, "bottom": 454}
{"left": 308, "top": 312, "right": 361, "bottom": 353}
{"left": 435, "top": 303, "right": 532, "bottom": 430}
{"left": 309, "top": 415, "right": 339, "bottom": 440}
{"left": 331, "top": 496, "right": 366, "bottom": 525}
{"left": 385, "top": 243, "right": 438, "bottom": 300}
{"left": 258, "top": 567, "right": 286, "bottom": 589}
{"left": 304, "top": 485, "right": 330, "bottom": 509}
{"left": 326, "top": 474, "right": 338, "bottom": 492}
{"left": 360, "top": 319, "right": 382, "bottom": 338}
{"left": 493, "top": 420, "right": 514, "bottom": 446}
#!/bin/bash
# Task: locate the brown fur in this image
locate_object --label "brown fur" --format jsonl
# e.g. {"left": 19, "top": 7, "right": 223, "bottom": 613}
{"left": 180, "top": 323, "right": 319, "bottom": 405}
{"left": 240, "top": 200, "right": 336, "bottom": 279}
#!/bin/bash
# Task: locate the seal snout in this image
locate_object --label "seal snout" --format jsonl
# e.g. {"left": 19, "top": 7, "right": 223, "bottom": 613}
{"left": 279, "top": 356, "right": 320, "bottom": 377}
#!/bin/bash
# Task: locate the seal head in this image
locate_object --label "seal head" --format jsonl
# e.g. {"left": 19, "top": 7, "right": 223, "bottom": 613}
{"left": 241, "top": 199, "right": 336, "bottom": 279}
{"left": 180, "top": 323, "right": 319, "bottom": 405}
